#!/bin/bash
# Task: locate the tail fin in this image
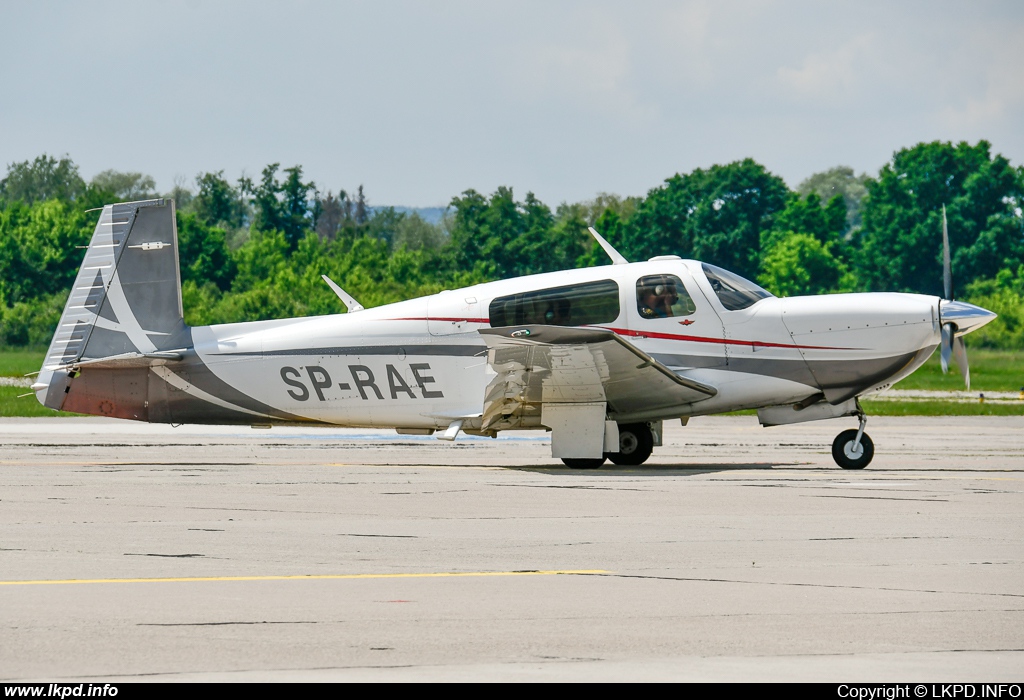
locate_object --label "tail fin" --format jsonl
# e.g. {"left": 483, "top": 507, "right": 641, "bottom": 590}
{"left": 34, "top": 199, "right": 188, "bottom": 412}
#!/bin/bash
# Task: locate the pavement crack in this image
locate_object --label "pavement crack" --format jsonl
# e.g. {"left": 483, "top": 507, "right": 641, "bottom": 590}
{"left": 597, "top": 573, "right": 1024, "bottom": 598}
{"left": 340, "top": 533, "right": 418, "bottom": 539}
{"left": 138, "top": 620, "right": 319, "bottom": 627}
{"left": 800, "top": 494, "right": 949, "bottom": 502}
{"left": 124, "top": 553, "right": 205, "bottom": 558}
{"left": 494, "top": 484, "right": 643, "bottom": 491}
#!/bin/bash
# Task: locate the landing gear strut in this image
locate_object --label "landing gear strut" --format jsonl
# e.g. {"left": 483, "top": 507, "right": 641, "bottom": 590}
{"left": 832, "top": 413, "right": 873, "bottom": 469}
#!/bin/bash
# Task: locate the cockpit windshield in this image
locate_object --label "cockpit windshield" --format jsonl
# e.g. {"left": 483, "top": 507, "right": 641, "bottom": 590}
{"left": 701, "top": 263, "right": 774, "bottom": 311}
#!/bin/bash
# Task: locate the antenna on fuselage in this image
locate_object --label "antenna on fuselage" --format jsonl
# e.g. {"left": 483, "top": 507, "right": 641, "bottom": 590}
{"left": 588, "top": 227, "right": 629, "bottom": 265}
{"left": 321, "top": 275, "right": 365, "bottom": 313}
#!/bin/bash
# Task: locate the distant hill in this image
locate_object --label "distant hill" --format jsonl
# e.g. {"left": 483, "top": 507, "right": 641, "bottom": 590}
{"left": 373, "top": 206, "right": 449, "bottom": 225}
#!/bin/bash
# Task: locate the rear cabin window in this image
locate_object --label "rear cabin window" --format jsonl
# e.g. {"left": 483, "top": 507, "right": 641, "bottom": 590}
{"left": 488, "top": 279, "right": 620, "bottom": 328}
{"left": 636, "top": 274, "right": 697, "bottom": 319}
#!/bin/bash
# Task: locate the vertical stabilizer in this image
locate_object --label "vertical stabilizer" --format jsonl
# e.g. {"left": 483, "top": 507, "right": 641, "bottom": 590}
{"left": 35, "top": 199, "right": 187, "bottom": 411}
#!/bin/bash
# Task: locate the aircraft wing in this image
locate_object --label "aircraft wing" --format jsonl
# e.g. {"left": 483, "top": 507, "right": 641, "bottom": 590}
{"left": 478, "top": 325, "right": 716, "bottom": 430}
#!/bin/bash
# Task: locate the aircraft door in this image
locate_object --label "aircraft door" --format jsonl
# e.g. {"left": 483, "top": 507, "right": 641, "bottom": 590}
{"left": 428, "top": 292, "right": 483, "bottom": 336}
{"left": 628, "top": 270, "right": 728, "bottom": 371}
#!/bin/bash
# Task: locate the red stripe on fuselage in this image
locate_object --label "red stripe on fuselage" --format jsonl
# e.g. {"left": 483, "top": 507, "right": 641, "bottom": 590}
{"left": 390, "top": 317, "right": 492, "bottom": 323}
{"left": 605, "top": 326, "right": 855, "bottom": 350}
{"left": 382, "top": 318, "right": 855, "bottom": 350}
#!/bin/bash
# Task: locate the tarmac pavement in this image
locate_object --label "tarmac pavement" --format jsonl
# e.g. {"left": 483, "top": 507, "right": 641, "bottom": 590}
{"left": 1, "top": 416, "right": 1022, "bottom": 682}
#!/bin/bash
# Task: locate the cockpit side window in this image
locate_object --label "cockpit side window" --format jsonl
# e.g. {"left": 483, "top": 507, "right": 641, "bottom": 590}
{"left": 636, "top": 274, "right": 696, "bottom": 320}
{"left": 488, "top": 279, "right": 620, "bottom": 328}
{"left": 701, "top": 263, "right": 774, "bottom": 311}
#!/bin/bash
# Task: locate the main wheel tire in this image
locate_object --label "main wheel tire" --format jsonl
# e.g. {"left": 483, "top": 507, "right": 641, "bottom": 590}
{"left": 607, "top": 423, "right": 655, "bottom": 466}
{"left": 561, "top": 457, "right": 606, "bottom": 469}
{"left": 832, "top": 429, "right": 874, "bottom": 469}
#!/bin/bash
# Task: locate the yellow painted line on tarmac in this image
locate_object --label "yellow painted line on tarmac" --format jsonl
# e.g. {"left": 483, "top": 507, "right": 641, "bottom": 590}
{"left": 0, "top": 570, "right": 609, "bottom": 586}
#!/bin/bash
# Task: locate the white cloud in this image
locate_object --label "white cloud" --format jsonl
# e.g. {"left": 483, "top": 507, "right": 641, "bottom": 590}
{"left": 503, "top": 10, "right": 661, "bottom": 127}
{"left": 776, "top": 34, "right": 878, "bottom": 104}
{"left": 938, "top": 25, "right": 1024, "bottom": 130}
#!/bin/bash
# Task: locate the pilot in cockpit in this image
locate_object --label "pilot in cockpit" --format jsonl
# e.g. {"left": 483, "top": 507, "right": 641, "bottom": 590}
{"left": 543, "top": 297, "right": 571, "bottom": 325}
{"left": 639, "top": 279, "right": 679, "bottom": 319}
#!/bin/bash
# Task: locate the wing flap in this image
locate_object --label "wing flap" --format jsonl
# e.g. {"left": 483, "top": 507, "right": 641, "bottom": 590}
{"left": 479, "top": 325, "right": 715, "bottom": 429}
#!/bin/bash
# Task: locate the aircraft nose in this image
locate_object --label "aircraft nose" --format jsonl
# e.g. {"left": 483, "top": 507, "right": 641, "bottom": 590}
{"left": 939, "top": 299, "right": 997, "bottom": 336}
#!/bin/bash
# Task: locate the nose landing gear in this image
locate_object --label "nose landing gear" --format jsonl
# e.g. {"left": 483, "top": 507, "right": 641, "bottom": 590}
{"left": 832, "top": 413, "right": 874, "bottom": 469}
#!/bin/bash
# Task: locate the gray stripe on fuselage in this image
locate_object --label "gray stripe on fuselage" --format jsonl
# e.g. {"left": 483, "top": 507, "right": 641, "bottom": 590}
{"left": 151, "top": 329, "right": 308, "bottom": 423}
{"left": 652, "top": 352, "right": 817, "bottom": 386}
{"left": 652, "top": 351, "right": 921, "bottom": 391}
{"left": 222, "top": 344, "right": 486, "bottom": 358}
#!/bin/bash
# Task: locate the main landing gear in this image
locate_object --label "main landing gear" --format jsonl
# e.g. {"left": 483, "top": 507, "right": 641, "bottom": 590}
{"left": 832, "top": 413, "right": 874, "bottom": 469}
{"left": 561, "top": 422, "right": 655, "bottom": 469}
{"left": 607, "top": 423, "right": 654, "bottom": 466}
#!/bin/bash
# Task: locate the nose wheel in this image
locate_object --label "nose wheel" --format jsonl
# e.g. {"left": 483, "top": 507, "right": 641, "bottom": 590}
{"left": 832, "top": 414, "right": 874, "bottom": 469}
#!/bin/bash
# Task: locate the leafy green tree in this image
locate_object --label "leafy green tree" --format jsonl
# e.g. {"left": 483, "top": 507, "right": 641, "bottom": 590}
{"left": 446, "top": 188, "right": 492, "bottom": 273}
{"left": 229, "top": 228, "right": 292, "bottom": 293}
{"left": 364, "top": 206, "right": 404, "bottom": 249}
{"left": 0, "top": 200, "right": 93, "bottom": 304}
{"left": 175, "top": 213, "right": 235, "bottom": 291}
{"left": 167, "top": 177, "right": 194, "bottom": 212}
{"left": 393, "top": 212, "right": 445, "bottom": 251}
{"left": 858, "top": 140, "right": 1024, "bottom": 295}
{"left": 194, "top": 171, "right": 246, "bottom": 229}
{"left": 621, "top": 159, "right": 790, "bottom": 280}
{"left": 962, "top": 266, "right": 1024, "bottom": 349}
{"left": 0, "top": 155, "right": 86, "bottom": 204}
{"left": 90, "top": 170, "right": 157, "bottom": 200}
{"left": 797, "top": 166, "right": 870, "bottom": 231}
{"left": 354, "top": 185, "right": 369, "bottom": 224}
{"left": 0, "top": 291, "right": 68, "bottom": 348}
{"left": 314, "top": 190, "right": 351, "bottom": 240}
{"left": 575, "top": 206, "right": 628, "bottom": 268}
{"left": 557, "top": 192, "right": 641, "bottom": 229}
{"left": 761, "top": 192, "right": 851, "bottom": 271}
{"left": 246, "top": 164, "right": 316, "bottom": 249}
{"left": 758, "top": 232, "right": 852, "bottom": 297}
{"left": 281, "top": 166, "right": 315, "bottom": 246}
{"left": 770, "top": 192, "right": 846, "bottom": 244}
{"left": 446, "top": 187, "right": 577, "bottom": 278}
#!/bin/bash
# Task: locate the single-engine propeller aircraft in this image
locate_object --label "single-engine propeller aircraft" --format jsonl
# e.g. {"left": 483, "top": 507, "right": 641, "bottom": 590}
{"left": 33, "top": 199, "right": 996, "bottom": 469}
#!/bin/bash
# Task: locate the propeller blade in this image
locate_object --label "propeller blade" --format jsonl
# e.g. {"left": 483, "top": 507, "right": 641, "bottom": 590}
{"left": 952, "top": 335, "right": 970, "bottom": 390}
{"left": 940, "top": 322, "right": 952, "bottom": 374}
{"left": 942, "top": 204, "right": 952, "bottom": 300}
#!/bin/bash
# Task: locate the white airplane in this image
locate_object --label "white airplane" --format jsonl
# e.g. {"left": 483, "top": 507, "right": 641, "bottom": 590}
{"left": 33, "top": 199, "right": 996, "bottom": 469}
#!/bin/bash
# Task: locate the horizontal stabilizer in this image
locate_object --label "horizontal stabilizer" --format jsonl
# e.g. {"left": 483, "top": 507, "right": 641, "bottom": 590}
{"left": 53, "top": 350, "right": 184, "bottom": 372}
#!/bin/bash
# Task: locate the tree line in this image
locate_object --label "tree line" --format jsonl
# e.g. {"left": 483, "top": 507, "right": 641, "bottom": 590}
{"left": 0, "top": 140, "right": 1021, "bottom": 350}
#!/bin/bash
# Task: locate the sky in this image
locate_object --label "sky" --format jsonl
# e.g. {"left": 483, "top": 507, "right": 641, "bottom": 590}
{"left": 1, "top": 0, "right": 1022, "bottom": 207}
